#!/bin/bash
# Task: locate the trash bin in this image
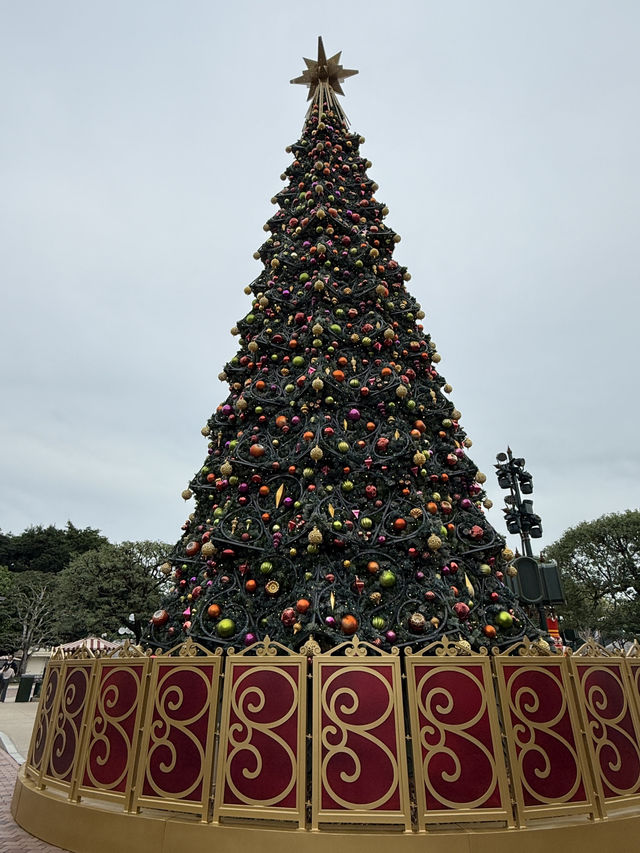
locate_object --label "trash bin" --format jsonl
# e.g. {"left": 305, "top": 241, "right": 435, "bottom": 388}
{"left": 15, "top": 674, "right": 35, "bottom": 702}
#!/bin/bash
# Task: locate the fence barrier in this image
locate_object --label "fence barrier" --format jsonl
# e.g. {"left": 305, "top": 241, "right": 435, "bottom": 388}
{"left": 19, "top": 635, "right": 640, "bottom": 833}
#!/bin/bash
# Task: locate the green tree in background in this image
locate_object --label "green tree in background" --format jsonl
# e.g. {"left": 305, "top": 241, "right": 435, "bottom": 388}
{"left": 55, "top": 541, "right": 170, "bottom": 643}
{"left": 546, "top": 510, "right": 640, "bottom": 646}
{"left": 0, "top": 522, "right": 107, "bottom": 574}
{"left": 0, "top": 571, "right": 60, "bottom": 673}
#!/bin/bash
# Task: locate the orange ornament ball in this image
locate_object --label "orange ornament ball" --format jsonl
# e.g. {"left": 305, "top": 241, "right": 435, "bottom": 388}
{"left": 275, "top": 415, "right": 288, "bottom": 428}
{"left": 296, "top": 598, "right": 311, "bottom": 614}
{"left": 245, "top": 580, "right": 257, "bottom": 593}
{"left": 249, "top": 444, "right": 265, "bottom": 458}
{"left": 207, "top": 604, "right": 221, "bottom": 619}
{"left": 367, "top": 561, "right": 380, "bottom": 574}
{"left": 259, "top": 485, "right": 270, "bottom": 496}
{"left": 483, "top": 625, "right": 497, "bottom": 639}
{"left": 341, "top": 614, "right": 358, "bottom": 635}
{"left": 393, "top": 517, "right": 407, "bottom": 531}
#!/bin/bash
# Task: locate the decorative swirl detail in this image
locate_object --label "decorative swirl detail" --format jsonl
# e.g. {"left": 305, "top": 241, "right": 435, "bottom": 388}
{"left": 320, "top": 666, "right": 400, "bottom": 810}
{"left": 223, "top": 665, "right": 299, "bottom": 807}
{"left": 84, "top": 666, "right": 142, "bottom": 792}
{"left": 31, "top": 666, "right": 60, "bottom": 770}
{"left": 578, "top": 663, "right": 640, "bottom": 797}
{"left": 506, "top": 665, "right": 583, "bottom": 804}
{"left": 47, "top": 666, "right": 90, "bottom": 782}
{"left": 415, "top": 666, "right": 498, "bottom": 810}
{"left": 144, "top": 666, "right": 210, "bottom": 800}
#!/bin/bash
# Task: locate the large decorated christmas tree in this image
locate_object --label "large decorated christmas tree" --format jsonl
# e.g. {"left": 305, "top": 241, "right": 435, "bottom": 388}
{"left": 148, "top": 39, "right": 535, "bottom": 654}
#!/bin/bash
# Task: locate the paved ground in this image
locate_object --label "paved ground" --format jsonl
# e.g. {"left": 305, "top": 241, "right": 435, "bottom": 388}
{"left": 0, "top": 683, "right": 69, "bottom": 852}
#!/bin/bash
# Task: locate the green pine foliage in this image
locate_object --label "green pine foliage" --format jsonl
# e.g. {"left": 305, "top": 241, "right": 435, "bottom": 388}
{"left": 149, "top": 103, "right": 537, "bottom": 653}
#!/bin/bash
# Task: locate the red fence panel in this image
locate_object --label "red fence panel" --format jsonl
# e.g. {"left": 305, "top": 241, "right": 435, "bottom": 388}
{"left": 493, "top": 651, "right": 596, "bottom": 825}
{"left": 41, "top": 659, "right": 95, "bottom": 793}
{"left": 213, "top": 639, "right": 306, "bottom": 826}
{"left": 312, "top": 638, "right": 410, "bottom": 830}
{"left": 133, "top": 647, "right": 222, "bottom": 819}
{"left": 73, "top": 655, "right": 150, "bottom": 808}
{"left": 571, "top": 653, "right": 640, "bottom": 806}
{"left": 405, "top": 642, "right": 513, "bottom": 828}
{"left": 25, "top": 655, "right": 64, "bottom": 783}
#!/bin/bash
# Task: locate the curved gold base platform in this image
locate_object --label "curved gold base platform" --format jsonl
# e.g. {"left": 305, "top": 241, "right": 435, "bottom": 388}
{"left": 12, "top": 768, "right": 640, "bottom": 853}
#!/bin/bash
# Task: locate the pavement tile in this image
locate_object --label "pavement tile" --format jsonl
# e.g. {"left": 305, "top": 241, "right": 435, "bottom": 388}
{"left": 0, "top": 700, "right": 69, "bottom": 852}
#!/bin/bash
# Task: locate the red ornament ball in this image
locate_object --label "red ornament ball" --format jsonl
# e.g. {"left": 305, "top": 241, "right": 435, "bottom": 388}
{"left": 281, "top": 607, "right": 297, "bottom": 626}
{"left": 453, "top": 602, "right": 470, "bottom": 620}
{"left": 152, "top": 609, "right": 169, "bottom": 627}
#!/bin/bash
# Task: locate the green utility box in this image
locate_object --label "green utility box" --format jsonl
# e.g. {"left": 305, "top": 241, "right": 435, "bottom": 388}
{"left": 15, "top": 674, "right": 35, "bottom": 702}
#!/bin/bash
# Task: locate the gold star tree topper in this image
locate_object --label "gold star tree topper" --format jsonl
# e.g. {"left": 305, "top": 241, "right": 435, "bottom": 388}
{"left": 291, "top": 36, "right": 358, "bottom": 125}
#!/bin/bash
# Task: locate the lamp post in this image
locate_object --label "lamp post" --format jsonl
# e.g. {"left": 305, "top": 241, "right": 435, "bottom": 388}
{"left": 495, "top": 448, "right": 550, "bottom": 631}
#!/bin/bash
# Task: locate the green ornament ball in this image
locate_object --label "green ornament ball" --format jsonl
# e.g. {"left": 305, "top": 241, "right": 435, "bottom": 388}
{"left": 380, "top": 570, "right": 396, "bottom": 588}
{"left": 216, "top": 618, "right": 235, "bottom": 638}
{"left": 495, "top": 611, "right": 513, "bottom": 629}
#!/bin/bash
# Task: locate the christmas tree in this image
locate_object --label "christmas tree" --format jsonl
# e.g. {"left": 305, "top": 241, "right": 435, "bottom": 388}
{"left": 148, "top": 38, "right": 535, "bottom": 654}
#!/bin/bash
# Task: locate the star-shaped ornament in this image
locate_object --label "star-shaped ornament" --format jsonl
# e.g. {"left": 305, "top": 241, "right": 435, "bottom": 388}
{"left": 291, "top": 36, "right": 358, "bottom": 100}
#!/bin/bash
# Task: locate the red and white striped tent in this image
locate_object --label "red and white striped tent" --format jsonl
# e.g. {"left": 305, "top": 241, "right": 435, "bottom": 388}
{"left": 57, "top": 637, "right": 121, "bottom": 653}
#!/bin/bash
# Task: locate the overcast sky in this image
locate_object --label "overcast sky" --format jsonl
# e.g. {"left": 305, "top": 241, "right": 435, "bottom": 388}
{"left": 1, "top": 1, "right": 638, "bottom": 554}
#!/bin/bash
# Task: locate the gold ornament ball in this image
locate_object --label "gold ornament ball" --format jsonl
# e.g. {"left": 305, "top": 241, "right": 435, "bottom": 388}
{"left": 201, "top": 542, "right": 215, "bottom": 557}
{"left": 476, "top": 472, "right": 487, "bottom": 484}
{"left": 502, "top": 547, "right": 514, "bottom": 561}
{"left": 181, "top": 489, "right": 193, "bottom": 501}
{"left": 428, "top": 534, "right": 442, "bottom": 551}
{"left": 308, "top": 526, "right": 323, "bottom": 545}
{"left": 220, "top": 461, "right": 233, "bottom": 476}
{"left": 506, "top": 565, "right": 518, "bottom": 578}
{"left": 160, "top": 562, "right": 172, "bottom": 576}
{"left": 310, "top": 446, "right": 323, "bottom": 461}
{"left": 396, "top": 385, "right": 408, "bottom": 398}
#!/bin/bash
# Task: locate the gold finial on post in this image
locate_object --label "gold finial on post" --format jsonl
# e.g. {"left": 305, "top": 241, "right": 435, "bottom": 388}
{"left": 290, "top": 36, "right": 358, "bottom": 125}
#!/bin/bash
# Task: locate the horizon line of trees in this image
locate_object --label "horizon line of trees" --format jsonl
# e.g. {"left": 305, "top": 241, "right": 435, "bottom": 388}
{"left": 0, "top": 522, "right": 170, "bottom": 673}
{"left": 1, "top": 510, "right": 639, "bottom": 672}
